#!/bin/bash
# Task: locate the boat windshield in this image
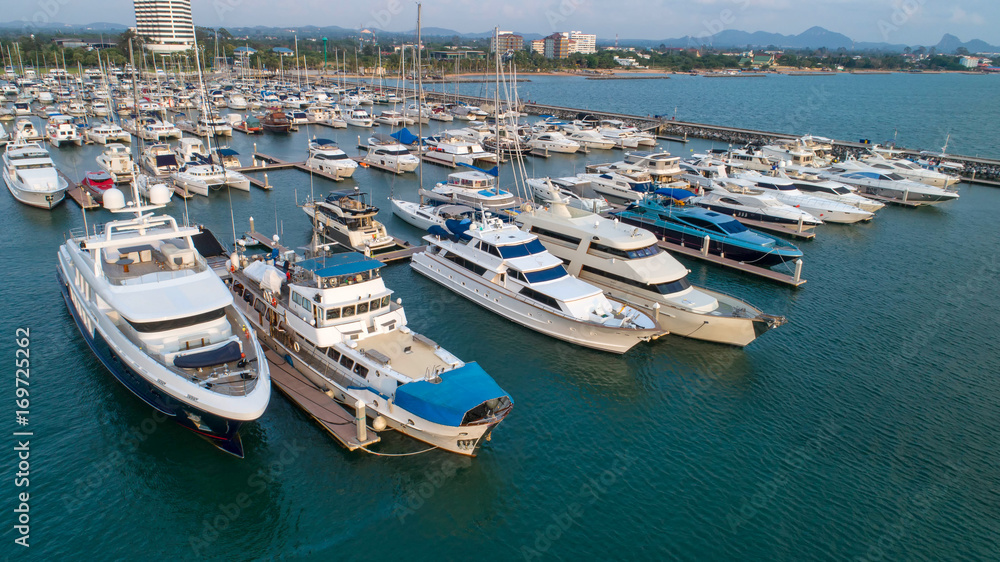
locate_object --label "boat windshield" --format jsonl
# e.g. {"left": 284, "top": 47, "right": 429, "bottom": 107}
{"left": 315, "top": 152, "right": 350, "bottom": 160}
{"left": 497, "top": 239, "right": 547, "bottom": 259}
{"left": 717, "top": 219, "right": 749, "bottom": 234}
{"left": 523, "top": 265, "right": 569, "bottom": 284}
{"left": 884, "top": 173, "right": 906, "bottom": 181}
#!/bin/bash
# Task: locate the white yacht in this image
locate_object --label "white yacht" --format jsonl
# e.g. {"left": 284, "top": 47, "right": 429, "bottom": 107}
{"left": 57, "top": 185, "right": 270, "bottom": 457}
{"left": 304, "top": 138, "right": 357, "bottom": 180}
{"left": 363, "top": 135, "right": 419, "bottom": 172}
{"left": 562, "top": 125, "right": 616, "bottom": 150}
{"left": 777, "top": 168, "right": 885, "bottom": 213}
{"left": 391, "top": 200, "right": 477, "bottom": 231}
{"left": 302, "top": 189, "right": 397, "bottom": 254}
{"left": 598, "top": 120, "right": 656, "bottom": 148}
{"left": 373, "top": 109, "right": 413, "bottom": 126}
{"left": 576, "top": 170, "right": 656, "bottom": 205}
{"left": 527, "top": 130, "right": 580, "bottom": 154}
{"left": 693, "top": 184, "right": 823, "bottom": 229}
{"left": 622, "top": 151, "right": 687, "bottom": 184}
{"left": 526, "top": 177, "right": 610, "bottom": 214}
{"left": 422, "top": 170, "right": 521, "bottom": 213}
{"left": 45, "top": 115, "right": 82, "bottom": 147}
{"left": 403, "top": 102, "right": 431, "bottom": 124}
{"left": 194, "top": 112, "right": 234, "bottom": 137}
{"left": 3, "top": 139, "right": 69, "bottom": 208}
{"left": 344, "top": 108, "right": 374, "bottom": 128}
{"left": 230, "top": 252, "right": 512, "bottom": 456}
{"left": 423, "top": 135, "right": 498, "bottom": 167}
{"left": 141, "top": 143, "right": 180, "bottom": 178}
{"left": 136, "top": 118, "right": 182, "bottom": 141}
{"left": 859, "top": 152, "right": 959, "bottom": 188}
{"left": 820, "top": 163, "right": 960, "bottom": 206}
{"left": 411, "top": 217, "right": 664, "bottom": 353}
{"left": 172, "top": 162, "right": 249, "bottom": 196}
{"left": 732, "top": 171, "right": 875, "bottom": 224}
{"left": 96, "top": 143, "right": 134, "bottom": 184}
{"left": 516, "top": 204, "right": 785, "bottom": 346}
{"left": 85, "top": 120, "right": 131, "bottom": 145}
{"left": 89, "top": 101, "right": 111, "bottom": 117}
{"left": 227, "top": 94, "right": 248, "bottom": 110}
{"left": 211, "top": 147, "right": 243, "bottom": 169}
{"left": 724, "top": 148, "right": 777, "bottom": 173}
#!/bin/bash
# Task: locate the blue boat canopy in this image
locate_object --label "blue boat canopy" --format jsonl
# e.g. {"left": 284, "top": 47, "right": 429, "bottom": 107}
{"left": 296, "top": 253, "right": 383, "bottom": 278}
{"left": 216, "top": 148, "right": 239, "bottom": 156}
{"left": 457, "top": 162, "right": 499, "bottom": 177}
{"left": 390, "top": 127, "right": 421, "bottom": 145}
{"left": 394, "top": 362, "right": 510, "bottom": 427}
{"left": 654, "top": 187, "right": 694, "bottom": 200}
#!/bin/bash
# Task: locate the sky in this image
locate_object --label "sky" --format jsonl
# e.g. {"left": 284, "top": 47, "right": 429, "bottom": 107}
{"left": 4, "top": 0, "right": 999, "bottom": 45}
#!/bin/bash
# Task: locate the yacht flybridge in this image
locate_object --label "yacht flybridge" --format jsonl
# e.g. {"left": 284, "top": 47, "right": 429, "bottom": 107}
{"left": 56, "top": 183, "right": 270, "bottom": 457}
{"left": 230, "top": 252, "right": 512, "bottom": 455}
{"left": 516, "top": 204, "right": 785, "bottom": 346}
{"left": 411, "top": 217, "right": 665, "bottom": 353}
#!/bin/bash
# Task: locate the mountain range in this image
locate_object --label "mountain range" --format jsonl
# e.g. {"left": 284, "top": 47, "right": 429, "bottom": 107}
{"left": 0, "top": 21, "right": 996, "bottom": 54}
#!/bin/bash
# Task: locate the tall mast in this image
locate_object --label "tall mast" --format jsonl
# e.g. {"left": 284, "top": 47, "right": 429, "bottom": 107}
{"left": 416, "top": 4, "right": 424, "bottom": 196}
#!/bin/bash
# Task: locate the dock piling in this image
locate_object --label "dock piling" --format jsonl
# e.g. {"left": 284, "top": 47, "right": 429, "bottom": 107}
{"left": 701, "top": 235, "right": 711, "bottom": 257}
{"left": 793, "top": 259, "right": 804, "bottom": 285}
{"left": 355, "top": 400, "right": 367, "bottom": 442}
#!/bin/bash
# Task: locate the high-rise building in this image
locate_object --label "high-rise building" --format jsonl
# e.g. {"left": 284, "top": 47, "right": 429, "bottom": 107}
{"left": 568, "top": 31, "right": 596, "bottom": 54}
{"left": 530, "top": 40, "right": 545, "bottom": 55}
{"left": 490, "top": 31, "right": 525, "bottom": 53}
{"left": 543, "top": 33, "right": 571, "bottom": 59}
{"left": 134, "top": 0, "right": 195, "bottom": 53}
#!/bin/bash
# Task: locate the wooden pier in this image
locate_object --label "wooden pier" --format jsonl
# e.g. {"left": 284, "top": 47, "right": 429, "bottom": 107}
{"left": 60, "top": 171, "right": 100, "bottom": 210}
{"left": 264, "top": 349, "right": 381, "bottom": 451}
{"left": 657, "top": 237, "right": 807, "bottom": 286}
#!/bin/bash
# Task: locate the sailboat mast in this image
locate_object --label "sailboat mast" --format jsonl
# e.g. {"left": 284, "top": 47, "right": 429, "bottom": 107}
{"left": 416, "top": 4, "right": 424, "bottom": 193}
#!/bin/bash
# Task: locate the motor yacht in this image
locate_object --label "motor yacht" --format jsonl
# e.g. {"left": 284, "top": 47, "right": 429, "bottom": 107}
{"left": 2, "top": 139, "right": 69, "bottom": 208}
{"left": 302, "top": 188, "right": 398, "bottom": 254}
{"left": 304, "top": 138, "right": 357, "bottom": 180}
{"left": 96, "top": 143, "right": 134, "bottom": 184}
{"left": 85, "top": 120, "right": 131, "bottom": 145}
{"left": 363, "top": 135, "right": 419, "bottom": 172}
{"left": 820, "top": 163, "right": 960, "bottom": 206}
{"left": 141, "top": 143, "right": 180, "bottom": 178}
{"left": 45, "top": 115, "right": 83, "bottom": 148}
{"left": 411, "top": 217, "right": 665, "bottom": 353}
{"left": 576, "top": 170, "right": 655, "bottom": 205}
{"left": 732, "top": 170, "right": 874, "bottom": 223}
{"left": 57, "top": 184, "right": 270, "bottom": 457}
{"left": 777, "top": 167, "right": 885, "bottom": 213}
{"left": 516, "top": 204, "right": 785, "bottom": 346}
{"left": 344, "top": 108, "right": 374, "bottom": 128}
{"left": 526, "top": 177, "right": 610, "bottom": 214}
{"left": 421, "top": 170, "right": 521, "bottom": 213}
{"left": 230, "top": 251, "right": 511, "bottom": 456}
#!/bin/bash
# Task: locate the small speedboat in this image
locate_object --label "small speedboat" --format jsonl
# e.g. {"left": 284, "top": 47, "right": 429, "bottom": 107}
{"left": 81, "top": 170, "right": 115, "bottom": 202}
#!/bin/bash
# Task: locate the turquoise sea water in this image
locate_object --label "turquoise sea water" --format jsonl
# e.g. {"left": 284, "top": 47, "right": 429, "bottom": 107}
{"left": 2, "top": 74, "right": 999, "bottom": 560}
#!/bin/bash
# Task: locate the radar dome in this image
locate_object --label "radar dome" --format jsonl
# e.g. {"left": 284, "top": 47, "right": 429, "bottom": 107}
{"left": 148, "top": 184, "right": 171, "bottom": 205}
{"left": 102, "top": 188, "right": 125, "bottom": 210}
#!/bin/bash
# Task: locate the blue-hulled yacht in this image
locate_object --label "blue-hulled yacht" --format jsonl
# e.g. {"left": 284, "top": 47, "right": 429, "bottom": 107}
{"left": 612, "top": 189, "right": 803, "bottom": 268}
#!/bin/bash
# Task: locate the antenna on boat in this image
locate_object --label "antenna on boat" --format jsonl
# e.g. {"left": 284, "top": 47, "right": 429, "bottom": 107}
{"left": 416, "top": 3, "right": 424, "bottom": 198}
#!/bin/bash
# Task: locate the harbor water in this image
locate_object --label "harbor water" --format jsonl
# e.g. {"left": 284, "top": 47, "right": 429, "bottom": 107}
{"left": 3, "top": 73, "right": 999, "bottom": 560}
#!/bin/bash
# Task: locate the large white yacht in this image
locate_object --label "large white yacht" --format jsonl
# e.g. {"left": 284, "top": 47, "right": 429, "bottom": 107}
{"left": 421, "top": 170, "right": 521, "bottom": 212}
{"left": 526, "top": 176, "right": 611, "bottom": 214}
{"left": 304, "top": 138, "right": 357, "bottom": 180}
{"left": 411, "top": 217, "right": 665, "bottom": 353}
{"left": 45, "top": 115, "right": 83, "bottom": 148}
{"left": 230, "top": 251, "right": 512, "bottom": 455}
{"left": 85, "top": 120, "right": 131, "bottom": 145}
{"left": 56, "top": 184, "right": 270, "bottom": 457}
{"left": 3, "top": 139, "right": 69, "bottom": 208}
{"left": 859, "top": 151, "right": 959, "bottom": 188}
{"left": 136, "top": 117, "right": 182, "bottom": 141}
{"left": 732, "top": 171, "right": 874, "bottom": 224}
{"left": 820, "top": 163, "right": 960, "bottom": 205}
{"left": 302, "top": 188, "right": 398, "bottom": 254}
{"left": 172, "top": 162, "right": 249, "bottom": 196}
{"left": 423, "top": 135, "right": 498, "bottom": 167}
{"left": 693, "top": 182, "right": 823, "bottom": 229}
{"left": 96, "top": 143, "right": 134, "bottom": 184}
{"left": 141, "top": 143, "right": 180, "bottom": 178}
{"left": 576, "top": 170, "right": 656, "bottom": 205}
{"left": 776, "top": 167, "right": 885, "bottom": 213}
{"left": 363, "top": 135, "right": 420, "bottom": 172}
{"left": 526, "top": 130, "right": 580, "bottom": 154}
{"left": 516, "top": 204, "right": 785, "bottom": 346}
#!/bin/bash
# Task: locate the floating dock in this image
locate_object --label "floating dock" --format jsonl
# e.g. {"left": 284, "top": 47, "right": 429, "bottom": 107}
{"left": 60, "top": 171, "right": 100, "bottom": 210}
{"left": 264, "top": 349, "right": 381, "bottom": 451}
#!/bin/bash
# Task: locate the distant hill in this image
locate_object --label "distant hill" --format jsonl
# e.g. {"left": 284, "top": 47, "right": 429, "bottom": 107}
{"left": 1, "top": 22, "right": 996, "bottom": 54}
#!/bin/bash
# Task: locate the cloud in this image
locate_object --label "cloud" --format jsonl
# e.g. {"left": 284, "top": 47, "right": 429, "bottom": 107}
{"left": 950, "top": 8, "right": 985, "bottom": 26}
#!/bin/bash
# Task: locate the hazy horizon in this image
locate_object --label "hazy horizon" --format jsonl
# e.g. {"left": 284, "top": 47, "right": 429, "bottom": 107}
{"left": 5, "top": 0, "right": 998, "bottom": 45}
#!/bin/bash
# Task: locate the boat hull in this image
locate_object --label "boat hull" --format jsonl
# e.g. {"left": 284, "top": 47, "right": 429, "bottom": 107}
{"left": 411, "top": 252, "right": 660, "bottom": 354}
{"left": 3, "top": 167, "right": 67, "bottom": 209}
{"left": 56, "top": 269, "right": 248, "bottom": 456}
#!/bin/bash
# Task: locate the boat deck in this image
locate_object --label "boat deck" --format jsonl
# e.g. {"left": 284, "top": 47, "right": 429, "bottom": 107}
{"left": 360, "top": 329, "right": 453, "bottom": 380}
{"left": 264, "top": 349, "right": 381, "bottom": 451}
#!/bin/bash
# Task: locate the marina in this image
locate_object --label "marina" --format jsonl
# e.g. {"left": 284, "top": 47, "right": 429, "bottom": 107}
{"left": 3, "top": 13, "right": 999, "bottom": 561}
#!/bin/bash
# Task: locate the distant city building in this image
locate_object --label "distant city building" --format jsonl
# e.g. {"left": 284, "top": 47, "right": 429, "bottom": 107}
{"left": 567, "top": 31, "right": 596, "bottom": 55}
{"left": 490, "top": 31, "right": 524, "bottom": 53}
{"left": 430, "top": 50, "right": 485, "bottom": 61}
{"left": 959, "top": 56, "right": 981, "bottom": 68}
{"left": 530, "top": 40, "right": 545, "bottom": 55}
{"left": 543, "top": 33, "right": 571, "bottom": 59}
{"left": 133, "top": 0, "right": 195, "bottom": 53}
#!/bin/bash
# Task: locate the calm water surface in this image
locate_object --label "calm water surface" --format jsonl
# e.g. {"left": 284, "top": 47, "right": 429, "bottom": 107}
{"left": 2, "top": 75, "right": 999, "bottom": 561}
